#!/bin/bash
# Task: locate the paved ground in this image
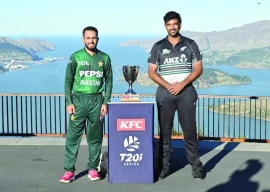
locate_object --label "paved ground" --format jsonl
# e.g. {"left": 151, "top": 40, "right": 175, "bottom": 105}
{"left": 1, "top": 138, "right": 270, "bottom": 192}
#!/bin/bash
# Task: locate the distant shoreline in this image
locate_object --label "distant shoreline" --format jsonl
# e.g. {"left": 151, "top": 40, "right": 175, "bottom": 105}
{"left": 118, "top": 72, "right": 252, "bottom": 89}
{"left": 235, "top": 62, "right": 270, "bottom": 69}
{"left": 208, "top": 100, "right": 270, "bottom": 121}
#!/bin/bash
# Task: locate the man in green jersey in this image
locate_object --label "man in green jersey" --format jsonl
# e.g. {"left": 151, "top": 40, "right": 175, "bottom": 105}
{"left": 59, "top": 26, "right": 113, "bottom": 183}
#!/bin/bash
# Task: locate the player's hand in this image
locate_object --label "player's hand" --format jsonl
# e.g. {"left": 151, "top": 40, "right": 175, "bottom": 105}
{"left": 67, "top": 104, "right": 75, "bottom": 114}
{"left": 165, "top": 84, "right": 172, "bottom": 91}
{"left": 100, "top": 104, "right": 108, "bottom": 117}
{"left": 169, "top": 82, "right": 185, "bottom": 95}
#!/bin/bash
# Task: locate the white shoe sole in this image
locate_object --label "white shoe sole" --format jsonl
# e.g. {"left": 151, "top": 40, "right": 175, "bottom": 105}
{"left": 59, "top": 176, "right": 75, "bottom": 183}
{"left": 88, "top": 175, "right": 101, "bottom": 181}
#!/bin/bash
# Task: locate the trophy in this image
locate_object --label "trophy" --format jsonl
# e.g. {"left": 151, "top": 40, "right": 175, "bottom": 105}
{"left": 115, "top": 65, "right": 145, "bottom": 102}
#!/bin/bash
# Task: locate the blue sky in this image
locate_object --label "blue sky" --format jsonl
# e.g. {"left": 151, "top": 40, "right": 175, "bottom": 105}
{"left": 1, "top": 0, "right": 270, "bottom": 36}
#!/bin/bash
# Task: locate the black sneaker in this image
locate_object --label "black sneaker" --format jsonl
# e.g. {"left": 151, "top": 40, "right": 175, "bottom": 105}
{"left": 192, "top": 167, "right": 205, "bottom": 179}
{"left": 159, "top": 168, "right": 170, "bottom": 180}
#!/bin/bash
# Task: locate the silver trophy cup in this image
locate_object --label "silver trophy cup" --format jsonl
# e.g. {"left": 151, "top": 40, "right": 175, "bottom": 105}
{"left": 115, "top": 65, "right": 145, "bottom": 94}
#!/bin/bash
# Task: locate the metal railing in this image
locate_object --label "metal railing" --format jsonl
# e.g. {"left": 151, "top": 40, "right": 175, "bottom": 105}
{"left": 0, "top": 93, "right": 269, "bottom": 142}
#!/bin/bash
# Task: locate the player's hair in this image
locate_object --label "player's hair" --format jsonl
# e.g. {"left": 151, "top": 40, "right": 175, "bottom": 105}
{"left": 163, "top": 11, "right": 182, "bottom": 24}
{"left": 82, "top": 26, "right": 98, "bottom": 37}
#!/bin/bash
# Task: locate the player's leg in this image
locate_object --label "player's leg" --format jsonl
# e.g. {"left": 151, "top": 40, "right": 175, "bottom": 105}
{"left": 156, "top": 86, "right": 176, "bottom": 179}
{"left": 86, "top": 94, "right": 104, "bottom": 181}
{"left": 60, "top": 94, "right": 87, "bottom": 183}
{"left": 176, "top": 85, "right": 204, "bottom": 179}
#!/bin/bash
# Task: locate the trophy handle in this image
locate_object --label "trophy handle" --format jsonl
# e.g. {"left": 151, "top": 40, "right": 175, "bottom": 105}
{"left": 115, "top": 65, "right": 122, "bottom": 76}
{"left": 138, "top": 65, "right": 146, "bottom": 77}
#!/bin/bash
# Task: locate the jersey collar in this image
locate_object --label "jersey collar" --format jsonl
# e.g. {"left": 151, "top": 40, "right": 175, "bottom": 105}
{"left": 83, "top": 48, "right": 99, "bottom": 56}
{"left": 165, "top": 33, "right": 184, "bottom": 46}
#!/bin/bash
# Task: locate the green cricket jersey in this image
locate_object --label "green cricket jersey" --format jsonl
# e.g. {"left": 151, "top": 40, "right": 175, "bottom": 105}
{"left": 64, "top": 48, "right": 113, "bottom": 105}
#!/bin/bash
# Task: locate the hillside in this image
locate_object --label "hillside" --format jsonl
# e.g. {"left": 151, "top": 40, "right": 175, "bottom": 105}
{"left": 209, "top": 100, "right": 270, "bottom": 121}
{"left": 119, "top": 20, "right": 270, "bottom": 68}
{"left": 204, "top": 46, "right": 270, "bottom": 67}
{"left": 0, "top": 37, "right": 56, "bottom": 62}
{"left": 17, "top": 39, "right": 55, "bottom": 53}
{"left": 120, "top": 20, "right": 270, "bottom": 52}
{"left": 118, "top": 68, "right": 252, "bottom": 88}
{"left": 195, "top": 68, "right": 251, "bottom": 88}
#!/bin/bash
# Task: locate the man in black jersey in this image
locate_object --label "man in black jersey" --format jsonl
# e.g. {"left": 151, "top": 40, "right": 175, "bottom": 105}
{"left": 148, "top": 11, "right": 204, "bottom": 180}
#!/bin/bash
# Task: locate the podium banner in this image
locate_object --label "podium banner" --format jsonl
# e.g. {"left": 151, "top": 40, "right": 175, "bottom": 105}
{"left": 108, "top": 102, "right": 154, "bottom": 183}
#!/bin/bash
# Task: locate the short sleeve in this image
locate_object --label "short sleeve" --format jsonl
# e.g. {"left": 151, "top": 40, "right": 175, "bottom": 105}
{"left": 191, "top": 41, "right": 203, "bottom": 63}
{"left": 147, "top": 43, "right": 160, "bottom": 65}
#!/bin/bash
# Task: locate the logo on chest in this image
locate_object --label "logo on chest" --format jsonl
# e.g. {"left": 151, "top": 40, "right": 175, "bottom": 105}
{"left": 162, "top": 49, "right": 171, "bottom": 55}
{"left": 98, "top": 61, "right": 103, "bottom": 67}
{"left": 164, "top": 54, "right": 187, "bottom": 64}
{"left": 79, "top": 70, "right": 103, "bottom": 77}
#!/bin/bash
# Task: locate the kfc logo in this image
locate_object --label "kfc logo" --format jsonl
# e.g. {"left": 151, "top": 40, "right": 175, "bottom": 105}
{"left": 117, "top": 119, "right": 146, "bottom": 131}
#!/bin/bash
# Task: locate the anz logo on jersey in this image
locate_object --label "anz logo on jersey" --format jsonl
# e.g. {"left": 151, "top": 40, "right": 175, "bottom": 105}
{"left": 163, "top": 54, "right": 188, "bottom": 64}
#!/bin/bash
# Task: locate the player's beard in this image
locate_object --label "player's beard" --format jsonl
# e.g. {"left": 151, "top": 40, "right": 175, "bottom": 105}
{"left": 85, "top": 43, "right": 96, "bottom": 52}
{"left": 168, "top": 30, "right": 179, "bottom": 38}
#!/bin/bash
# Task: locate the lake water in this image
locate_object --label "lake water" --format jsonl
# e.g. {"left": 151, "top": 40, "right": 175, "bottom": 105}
{"left": 0, "top": 35, "right": 269, "bottom": 139}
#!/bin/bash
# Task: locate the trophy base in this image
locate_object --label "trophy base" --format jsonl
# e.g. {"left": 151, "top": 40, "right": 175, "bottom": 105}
{"left": 120, "top": 94, "right": 141, "bottom": 102}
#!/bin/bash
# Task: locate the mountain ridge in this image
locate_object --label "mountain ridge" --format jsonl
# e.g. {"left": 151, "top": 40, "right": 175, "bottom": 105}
{"left": 0, "top": 37, "right": 55, "bottom": 53}
{"left": 119, "top": 20, "right": 270, "bottom": 52}
{"left": 0, "top": 37, "right": 56, "bottom": 62}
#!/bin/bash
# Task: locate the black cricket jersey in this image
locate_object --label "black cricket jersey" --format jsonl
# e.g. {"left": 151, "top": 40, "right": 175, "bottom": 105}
{"left": 147, "top": 34, "right": 202, "bottom": 83}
